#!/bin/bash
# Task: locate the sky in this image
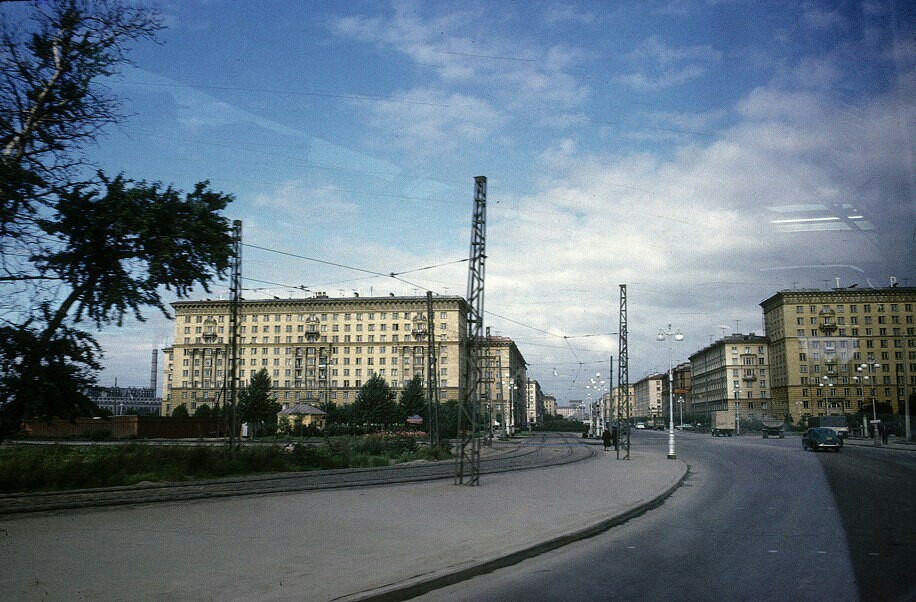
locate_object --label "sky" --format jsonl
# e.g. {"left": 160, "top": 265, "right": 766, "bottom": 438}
{"left": 12, "top": 0, "right": 913, "bottom": 403}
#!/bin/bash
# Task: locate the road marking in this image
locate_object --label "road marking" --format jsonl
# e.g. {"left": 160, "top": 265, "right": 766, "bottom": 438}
{"left": 768, "top": 550, "right": 779, "bottom": 553}
{"left": 817, "top": 551, "right": 827, "bottom": 554}
{"left": 869, "top": 552, "right": 879, "bottom": 556}
{"left": 627, "top": 546, "right": 636, "bottom": 549}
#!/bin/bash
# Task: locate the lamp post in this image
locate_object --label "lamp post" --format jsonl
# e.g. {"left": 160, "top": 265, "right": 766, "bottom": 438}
{"left": 735, "top": 386, "right": 741, "bottom": 435}
{"left": 820, "top": 376, "right": 835, "bottom": 415}
{"left": 677, "top": 396, "right": 684, "bottom": 429}
{"left": 657, "top": 324, "right": 683, "bottom": 460}
{"left": 858, "top": 360, "right": 881, "bottom": 447}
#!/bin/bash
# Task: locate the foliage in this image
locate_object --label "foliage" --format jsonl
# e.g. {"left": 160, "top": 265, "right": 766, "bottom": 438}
{"left": 193, "top": 404, "right": 213, "bottom": 418}
{"left": 398, "top": 374, "right": 426, "bottom": 423}
{"left": 534, "top": 415, "right": 586, "bottom": 432}
{"left": 171, "top": 403, "right": 189, "bottom": 418}
{"left": 237, "top": 369, "right": 280, "bottom": 435}
{"left": 0, "top": 1, "right": 234, "bottom": 439}
{"left": 352, "top": 374, "right": 398, "bottom": 429}
{"left": 0, "top": 433, "right": 454, "bottom": 493}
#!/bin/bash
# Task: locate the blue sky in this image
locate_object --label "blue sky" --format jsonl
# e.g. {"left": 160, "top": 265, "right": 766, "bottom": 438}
{"left": 23, "top": 0, "right": 911, "bottom": 402}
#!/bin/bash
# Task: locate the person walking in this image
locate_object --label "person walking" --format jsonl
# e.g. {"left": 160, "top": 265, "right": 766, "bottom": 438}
{"left": 602, "top": 427, "right": 612, "bottom": 451}
{"left": 879, "top": 422, "right": 889, "bottom": 444}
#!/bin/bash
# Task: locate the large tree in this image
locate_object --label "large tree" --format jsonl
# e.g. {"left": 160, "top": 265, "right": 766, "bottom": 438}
{"left": 237, "top": 369, "right": 280, "bottom": 437}
{"left": 398, "top": 374, "right": 426, "bottom": 423}
{"left": 0, "top": 2, "right": 234, "bottom": 438}
{"left": 352, "top": 374, "right": 398, "bottom": 430}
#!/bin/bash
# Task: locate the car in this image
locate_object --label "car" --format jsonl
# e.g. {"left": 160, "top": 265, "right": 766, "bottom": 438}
{"left": 635, "top": 422, "right": 646, "bottom": 429}
{"left": 802, "top": 427, "right": 842, "bottom": 452}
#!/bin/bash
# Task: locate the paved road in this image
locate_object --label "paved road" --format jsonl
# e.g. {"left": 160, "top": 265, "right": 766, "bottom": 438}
{"left": 0, "top": 433, "right": 592, "bottom": 515}
{"left": 425, "top": 430, "right": 916, "bottom": 601}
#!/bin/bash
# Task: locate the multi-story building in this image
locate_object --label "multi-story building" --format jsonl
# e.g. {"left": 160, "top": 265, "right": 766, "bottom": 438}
{"left": 761, "top": 287, "right": 916, "bottom": 423}
{"left": 557, "top": 402, "right": 585, "bottom": 422}
{"left": 161, "top": 294, "right": 469, "bottom": 416}
{"left": 610, "top": 385, "right": 636, "bottom": 419}
{"left": 543, "top": 394, "right": 557, "bottom": 417}
{"left": 660, "top": 362, "right": 692, "bottom": 422}
{"left": 689, "top": 334, "right": 770, "bottom": 420}
{"left": 479, "top": 335, "right": 528, "bottom": 434}
{"left": 525, "top": 379, "right": 544, "bottom": 426}
{"left": 633, "top": 374, "right": 664, "bottom": 419}
{"left": 86, "top": 386, "right": 161, "bottom": 415}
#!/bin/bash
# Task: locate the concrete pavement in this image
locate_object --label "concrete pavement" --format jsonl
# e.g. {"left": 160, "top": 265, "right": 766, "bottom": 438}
{"left": 0, "top": 440, "right": 686, "bottom": 601}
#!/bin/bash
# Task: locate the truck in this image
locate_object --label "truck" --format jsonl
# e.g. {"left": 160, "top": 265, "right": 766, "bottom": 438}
{"left": 711, "top": 410, "right": 735, "bottom": 437}
{"left": 761, "top": 416, "right": 785, "bottom": 439}
{"left": 807, "top": 415, "right": 849, "bottom": 439}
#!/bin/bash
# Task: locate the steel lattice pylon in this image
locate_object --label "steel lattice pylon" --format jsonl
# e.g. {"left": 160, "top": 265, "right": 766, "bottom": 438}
{"left": 425, "top": 291, "right": 441, "bottom": 447}
{"left": 227, "top": 220, "right": 242, "bottom": 452}
{"left": 455, "top": 176, "right": 486, "bottom": 485}
{"left": 617, "top": 284, "right": 631, "bottom": 460}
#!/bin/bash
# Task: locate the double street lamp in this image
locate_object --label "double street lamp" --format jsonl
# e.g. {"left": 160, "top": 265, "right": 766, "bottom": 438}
{"left": 858, "top": 359, "right": 882, "bottom": 447}
{"left": 657, "top": 324, "right": 684, "bottom": 460}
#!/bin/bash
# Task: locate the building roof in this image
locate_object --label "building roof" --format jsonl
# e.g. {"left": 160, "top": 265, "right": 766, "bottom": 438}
{"left": 278, "top": 403, "right": 326, "bottom": 416}
{"left": 689, "top": 333, "right": 767, "bottom": 361}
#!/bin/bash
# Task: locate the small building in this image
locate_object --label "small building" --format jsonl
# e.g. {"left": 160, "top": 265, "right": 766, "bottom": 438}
{"left": 278, "top": 403, "right": 327, "bottom": 431}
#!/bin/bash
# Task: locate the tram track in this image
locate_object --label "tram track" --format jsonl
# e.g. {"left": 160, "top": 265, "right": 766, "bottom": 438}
{"left": 0, "top": 433, "right": 594, "bottom": 516}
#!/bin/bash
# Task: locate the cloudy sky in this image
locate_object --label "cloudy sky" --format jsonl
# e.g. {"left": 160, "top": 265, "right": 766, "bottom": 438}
{"left": 36, "top": 0, "right": 913, "bottom": 402}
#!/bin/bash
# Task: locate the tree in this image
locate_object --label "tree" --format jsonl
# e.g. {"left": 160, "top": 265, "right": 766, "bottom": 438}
{"left": 0, "top": 2, "right": 234, "bottom": 438}
{"left": 352, "top": 374, "right": 397, "bottom": 430}
{"left": 171, "top": 403, "right": 189, "bottom": 418}
{"left": 193, "top": 404, "right": 212, "bottom": 418}
{"left": 237, "top": 369, "right": 280, "bottom": 437}
{"left": 398, "top": 374, "right": 425, "bottom": 423}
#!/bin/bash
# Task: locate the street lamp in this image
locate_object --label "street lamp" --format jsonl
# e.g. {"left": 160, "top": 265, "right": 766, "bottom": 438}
{"left": 858, "top": 360, "right": 882, "bottom": 447}
{"left": 734, "top": 385, "right": 741, "bottom": 435}
{"left": 677, "top": 396, "right": 685, "bottom": 429}
{"left": 657, "top": 324, "right": 684, "bottom": 460}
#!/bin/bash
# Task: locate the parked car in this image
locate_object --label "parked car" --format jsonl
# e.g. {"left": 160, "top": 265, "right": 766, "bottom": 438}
{"left": 802, "top": 427, "right": 842, "bottom": 452}
{"left": 635, "top": 422, "right": 646, "bottom": 429}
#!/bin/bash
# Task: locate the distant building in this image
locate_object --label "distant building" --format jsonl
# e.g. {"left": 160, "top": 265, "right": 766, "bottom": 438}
{"left": 85, "top": 386, "right": 160, "bottom": 415}
{"left": 526, "top": 379, "right": 545, "bottom": 425}
{"left": 543, "top": 394, "right": 557, "bottom": 416}
{"left": 607, "top": 385, "right": 635, "bottom": 421}
{"left": 162, "top": 295, "right": 469, "bottom": 416}
{"left": 479, "top": 335, "right": 527, "bottom": 434}
{"left": 633, "top": 374, "right": 664, "bottom": 419}
{"left": 761, "top": 287, "right": 916, "bottom": 422}
{"left": 557, "top": 401, "right": 585, "bottom": 422}
{"left": 689, "top": 334, "right": 770, "bottom": 420}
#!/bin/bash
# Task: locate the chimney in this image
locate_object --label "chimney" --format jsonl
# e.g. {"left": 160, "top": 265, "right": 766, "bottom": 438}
{"left": 150, "top": 349, "right": 158, "bottom": 392}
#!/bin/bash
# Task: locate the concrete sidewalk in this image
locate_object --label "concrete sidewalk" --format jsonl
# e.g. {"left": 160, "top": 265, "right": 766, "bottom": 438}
{"left": 1, "top": 446, "right": 686, "bottom": 601}
{"left": 841, "top": 436, "right": 916, "bottom": 451}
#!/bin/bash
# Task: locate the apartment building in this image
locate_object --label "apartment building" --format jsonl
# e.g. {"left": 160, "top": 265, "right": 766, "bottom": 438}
{"left": 689, "top": 334, "right": 770, "bottom": 420}
{"left": 660, "top": 362, "right": 692, "bottom": 421}
{"left": 633, "top": 374, "right": 664, "bottom": 419}
{"left": 543, "top": 394, "right": 557, "bottom": 417}
{"left": 761, "top": 287, "right": 916, "bottom": 423}
{"left": 161, "top": 294, "right": 468, "bottom": 416}
{"left": 526, "top": 379, "right": 545, "bottom": 426}
{"left": 480, "top": 335, "right": 528, "bottom": 433}
{"left": 606, "top": 385, "right": 635, "bottom": 422}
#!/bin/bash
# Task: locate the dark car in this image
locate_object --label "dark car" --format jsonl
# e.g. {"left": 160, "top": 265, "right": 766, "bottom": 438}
{"left": 802, "top": 427, "right": 842, "bottom": 452}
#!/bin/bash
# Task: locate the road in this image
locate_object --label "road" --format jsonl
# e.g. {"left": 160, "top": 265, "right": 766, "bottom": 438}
{"left": 424, "top": 430, "right": 916, "bottom": 602}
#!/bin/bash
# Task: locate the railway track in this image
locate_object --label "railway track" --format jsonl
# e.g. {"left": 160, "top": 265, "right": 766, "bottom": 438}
{"left": 0, "top": 433, "right": 594, "bottom": 516}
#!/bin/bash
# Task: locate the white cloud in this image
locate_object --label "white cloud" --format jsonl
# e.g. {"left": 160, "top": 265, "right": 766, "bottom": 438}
{"left": 617, "top": 36, "right": 721, "bottom": 90}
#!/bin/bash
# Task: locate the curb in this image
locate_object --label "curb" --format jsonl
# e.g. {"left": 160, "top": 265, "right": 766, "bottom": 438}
{"left": 340, "top": 460, "right": 689, "bottom": 602}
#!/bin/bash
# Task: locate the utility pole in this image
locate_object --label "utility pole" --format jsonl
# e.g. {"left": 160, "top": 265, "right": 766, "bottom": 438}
{"left": 425, "top": 291, "right": 440, "bottom": 446}
{"left": 455, "top": 176, "right": 486, "bottom": 486}
{"left": 227, "top": 220, "right": 242, "bottom": 452}
{"left": 617, "top": 285, "right": 630, "bottom": 460}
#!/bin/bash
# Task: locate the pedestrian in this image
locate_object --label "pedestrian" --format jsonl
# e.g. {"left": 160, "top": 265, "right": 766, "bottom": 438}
{"left": 879, "top": 423, "right": 888, "bottom": 444}
{"left": 612, "top": 426, "right": 619, "bottom": 450}
{"left": 602, "top": 427, "right": 611, "bottom": 451}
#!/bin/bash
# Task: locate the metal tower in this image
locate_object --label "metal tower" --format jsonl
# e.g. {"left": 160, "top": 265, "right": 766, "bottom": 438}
{"left": 425, "top": 291, "right": 441, "bottom": 447}
{"left": 455, "top": 176, "right": 486, "bottom": 486}
{"left": 617, "top": 284, "right": 631, "bottom": 460}
{"left": 227, "top": 220, "right": 242, "bottom": 451}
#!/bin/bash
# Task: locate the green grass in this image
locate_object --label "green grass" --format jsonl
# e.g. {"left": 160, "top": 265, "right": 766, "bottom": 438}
{"left": 0, "top": 440, "right": 453, "bottom": 493}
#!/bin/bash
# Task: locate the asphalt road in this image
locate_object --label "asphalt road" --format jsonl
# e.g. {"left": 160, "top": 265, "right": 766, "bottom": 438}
{"left": 424, "top": 430, "right": 916, "bottom": 602}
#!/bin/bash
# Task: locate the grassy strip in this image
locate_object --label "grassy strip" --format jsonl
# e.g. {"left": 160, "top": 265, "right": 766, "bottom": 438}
{"left": 0, "top": 438, "right": 452, "bottom": 494}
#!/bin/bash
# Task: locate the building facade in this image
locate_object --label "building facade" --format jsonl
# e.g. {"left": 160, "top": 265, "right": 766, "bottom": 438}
{"left": 660, "top": 362, "right": 692, "bottom": 422}
{"left": 762, "top": 287, "right": 916, "bottom": 423}
{"left": 633, "top": 374, "right": 664, "bottom": 419}
{"left": 525, "top": 379, "right": 545, "bottom": 426}
{"left": 543, "top": 394, "right": 557, "bottom": 417}
{"left": 162, "top": 295, "right": 469, "bottom": 416}
{"left": 480, "top": 335, "right": 528, "bottom": 434}
{"left": 688, "top": 334, "right": 769, "bottom": 420}
{"left": 607, "top": 385, "right": 635, "bottom": 421}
